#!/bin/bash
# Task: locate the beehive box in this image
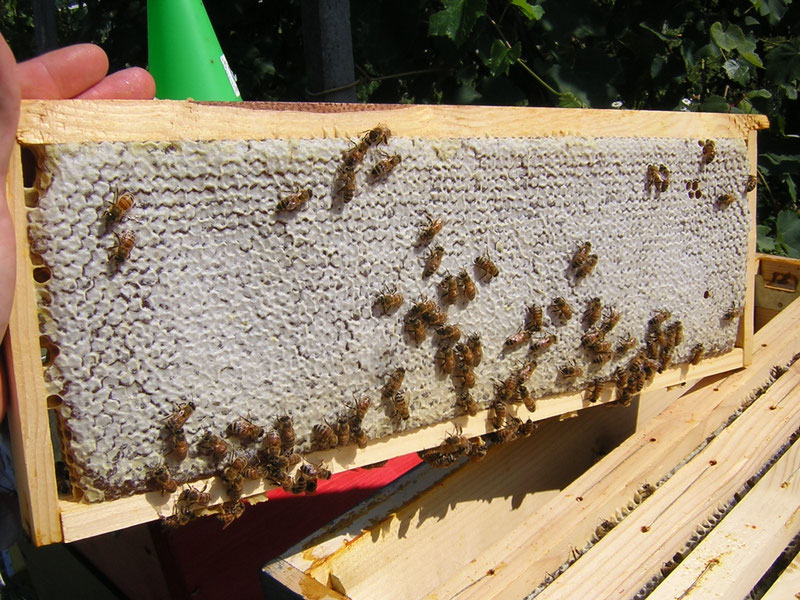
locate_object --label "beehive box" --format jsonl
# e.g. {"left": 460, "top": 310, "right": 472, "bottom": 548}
{"left": 5, "top": 101, "right": 767, "bottom": 545}
{"left": 264, "top": 270, "right": 800, "bottom": 600}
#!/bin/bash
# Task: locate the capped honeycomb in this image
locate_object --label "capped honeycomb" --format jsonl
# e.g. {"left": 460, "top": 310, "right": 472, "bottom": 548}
{"left": 26, "top": 133, "right": 751, "bottom": 501}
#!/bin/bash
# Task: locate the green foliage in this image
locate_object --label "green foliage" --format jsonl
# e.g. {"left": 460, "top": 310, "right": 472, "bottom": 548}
{"left": 1, "top": 0, "right": 798, "bottom": 251}
{"left": 758, "top": 210, "right": 800, "bottom": 257}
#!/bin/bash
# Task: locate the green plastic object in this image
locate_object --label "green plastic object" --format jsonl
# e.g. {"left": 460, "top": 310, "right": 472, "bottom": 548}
{"left": 147, "top": 0, "right": 242, "bottom": 101}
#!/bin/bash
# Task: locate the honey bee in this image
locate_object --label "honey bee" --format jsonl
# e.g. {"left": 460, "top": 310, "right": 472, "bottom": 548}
{"left": 342, "top": 142, "right": 368, "bottom": 169}
{"left": 587, "top": 339, "right": 612, "bottom": 355}
{"left": 474, "top": 252, "right": 499, "bottom": 281}
{"left": 458, "top": 269, "right": 477, "bottom": 301}
{"left": 455, "top": 391, "right": 478, "bottom": 416}
{"left": 613, "top": 366, "right": 629, "bottom": 389}
{"left": 453, "top": 359, "right": 476, "bottom": 389}
{"left": 650, "top": 310, "right": 671, "bottom": 328}
{"left": 700, "top": 139, "right": 716, "bottom": 164}
{"left": 178, "top": 484, "right": 211, "bottom": 509}
{"left": 275, "top": 415, "right": 295, "bottom": 453}
{"left": 369, "top": 154, "right": 401, "bottom": 180}
{"left": 551, "top": 297, "right": 573, "bottom": 323}
{"left": 439, "top": 273, "right": 459, "bottom": 305}
{"left": 591, "top": 351, "right": 613, "bottom": 366}
{"left": 494, "top": 376, "right": 517, "bottom": 403}
{"left": 491, "top": 426, "right": 518, "bottom": 445}
{"left": 103, "top": 189, "right": 134, "bottom": 228}
{"left": 241, "top": 463, "right": 262, "bottom": 481}
{"left": 467, "top": 334, "right": 483, "bottom": 366}
{"left": 518, "top": 385, "right": 536, "bottom": 412}
{"left": 468, "top": 436, "right": 488, "bottom": 461}
{"left": 165, "top": 401, "right": 196, "bottom": 433}
{"left": 437, "top": 324, "right": 462, "bottom": 347}
{"left": 198, "top": 432, "right": 228, "bottom": 461}
{"left": 383, "top": 367, "right": 406, "bottom": 400}
{"left": 599, "top": 308, "right": 620, "bottom": 333}
{"left": 404, "top": 316, "right": 427, "bottom": 344}
{"left": 581, "top": 328, "right": 606, "bottom": 349}
{"left": 455, "top": 342, "right": 474, "bottom": 368}
{"left": 575, "top": 254, "right": 598, "bottom": 279}
{"left": 109, "top": 229, "right": 136, "bottom": 265}
{"left": 664, "top": 321, "right": 684, "bottom": 346}
{"left": 716, "top": 194, "right": 735, "bottom": 208}
{"left": 221, "top": 468, "right": 244, "bottom": 501}
{"left": 571, "top": 242, "right": 592, "bottom": 269}
{"left": 351, "top": 394, "right": 371, "bottom": 425}
{"left": 392, "top": 391, "right": 410, "bottom": 420}
{"left": 375, "top": 286, "right": 404, "bottom": 315}
{"left": 351, "top": 423, "right": 369, "bottom": 449}
{"left": 505, "top": 328, "right": 531, "bottom": 350}
{"left": 529, "top": 333, "right": 557, "bottom": 354}
{"left": 615, "top": 334, "right": 637, "bottom": 356}
{"left": 423, "top": 307, "right": 448, "bottom": 328}
{"left": 490, "top": 399, "right": 507, "bottom": 429}
{"left": 167, "top": 430, "right": 189, "bottom": 461}
{"left": 525, "top": 303, "right": 543, "bottom": 332}
{"left": 745, "top": 175, "right": 757, "bottom": 193}
{"left": 334, "top": 166, "right": 357, "bottom": 204}
{"left": 423, "top": 245, "right": 445, "bottom": 278}
{"left": 217, "top": 501, "right": 246, "bottom": 529}
{"left": 515, "top": 359, "right": 538, "bottom": 384}
{"left": 436, "top": 346, "right": 456, "bottom": 374}
{"left": 262, "top": 430, "right": 282, "bottom": 457}
{"left": 417, "top": 215, "right": 444, "bottom": 247}
{"left": 583, "top": 298, "right": 602, "bottom": 327}
{"left": 658, "top": 165, "right": 670, "bottom": 191}
{"left": 162, "top": 505, "right": 196, "bottom": 529}
{"left": 723, "top": 303, "right": 742, "bottom": 321}
{"left": 276, "top": 188, "right": 312, "bottom": 212}
{"left": 361, "top": 123, "right": 391, "bottom": 147}
{"left": 645, "top": 165, "right": 664, "bottom": 193}
{"left": 311, "top": 423, "right": 338, "bottom": 451}
{"left": 558, "top": 363, "right": 583, "bottom": 379}
{"left": 518, "top": 417, "right": 537, "bottom": 437}
{"left": 227, "top": 417, "right": 263, "bottom": 444}
{"left": 148, "top": 465, "right": 177, "bottom": 495}
{"left": 689, "top": 343, "right": 705, "bottom": 365}
{"left": 315, "top": 462, "right": 333, "bottom": 480}
{"left": 334, "top": 416, "right": 351, "bottom": 447}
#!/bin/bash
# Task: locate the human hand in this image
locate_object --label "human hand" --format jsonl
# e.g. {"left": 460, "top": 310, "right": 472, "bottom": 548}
{"left": 0, "top": 36, "right": 155, "bottom": 421}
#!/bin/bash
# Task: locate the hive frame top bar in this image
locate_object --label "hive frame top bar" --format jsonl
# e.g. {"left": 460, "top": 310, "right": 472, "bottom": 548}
{"left": 17, "top": 100, "right": 769, "bottom": 145}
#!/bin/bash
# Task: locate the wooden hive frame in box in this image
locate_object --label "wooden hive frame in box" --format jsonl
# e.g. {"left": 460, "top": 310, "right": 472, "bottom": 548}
{"left": 5, "top": 101, "right": 767, "bottom": 545}
{"left": 265, "top": 256, "right": 800, "bottom": 600}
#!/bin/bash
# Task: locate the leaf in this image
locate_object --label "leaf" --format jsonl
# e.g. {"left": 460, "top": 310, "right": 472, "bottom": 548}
{"left": 484, "top": 39, "right": 521, "bottom": 76}
{"left": 639, "top": 22, "right": 682, "bottom": 47}
{"left": 723, "top": 58, "right": 744, "bottom": 79}
{"left": 699, "top": 95, "right": 731, "bottom": 113}
{"left": 766, "top": 39, "right": 800, "bottom": 86}
{"left": 428, "top": 0, "right": 488, "bottom": 47}
{"left": 741, "top": 51, "right": 764, "bottom": 68}
{"left": 510, "top": 0, "right": 543, "bottom": 21}
{"left": 650, "top": 55, "right": 665, "bottom": 79}
{"left": 778, "top": 212, "right": 800, "bottom": 257}
{"left": 746, "top": 88, "right": 772, "bottom": 99}
{"left": 749, "top": 0, "right": 792, "bottom": 25}
{"left": 757, "top": 225, "right": 776, "bottom": 252}
{"left": 557, "top": 90, "right": 588, "bottom": 108}
{"left": 786, "top": 175, "right": 797, "bottom": 203}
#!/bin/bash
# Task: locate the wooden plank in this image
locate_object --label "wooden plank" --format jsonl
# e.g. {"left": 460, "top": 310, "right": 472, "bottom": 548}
{"left": 4, "top": 143, "right": 62, "bottom": 545}
{"left": 427, "top": 294, "right": 800, "bottom": 600}
{"left": 535, "top": 346, "right": 800, "bottom": 599}
{"left": 16, "top": 100, "right": 768, "bottom": 144}
{"left": 761, "top": 550, "right": 800, "bottom": 600}
{"left": 740, "top": 129, "right": 759, "bottom": 366}
{"left": 760, "top": 253, "right": 800, "bottom": 293}
{"left": 262, "top": 558, "right": 349, "bottom": 600}
{"left": 648, "top": 434, "right": 800, "bottom": 600}
{"left": 280, "top": 384, "right": 687, "bottom": 600}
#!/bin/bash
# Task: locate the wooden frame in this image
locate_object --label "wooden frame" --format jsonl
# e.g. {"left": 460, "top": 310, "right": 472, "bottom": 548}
{"left": 265, "top": 287, "right": 800, "bottom": 599}
{"left": 5, "top": 101, "right": 768, "bottom": 545}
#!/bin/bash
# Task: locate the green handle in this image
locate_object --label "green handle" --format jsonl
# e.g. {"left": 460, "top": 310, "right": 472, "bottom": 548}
{"left": 147, "top": 0, "right": 242, "bottom": 101}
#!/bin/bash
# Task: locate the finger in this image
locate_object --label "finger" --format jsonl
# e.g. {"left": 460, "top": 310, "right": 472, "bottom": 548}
{"left": 0, "top": 36, "right": 20, "bottom": 177}
{"left": 18, "top": 44, "right": 109, "bottom": 99}
{"left": 75, "top": 67, "right": 156, "bottom": 100}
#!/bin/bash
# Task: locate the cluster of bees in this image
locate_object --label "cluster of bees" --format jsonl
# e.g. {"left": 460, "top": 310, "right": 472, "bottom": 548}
{"left": 147, "top": 407, "right": 337, "bottom": 529}
{"left": 331, "top": 123, "right": 398, "bottom": 205}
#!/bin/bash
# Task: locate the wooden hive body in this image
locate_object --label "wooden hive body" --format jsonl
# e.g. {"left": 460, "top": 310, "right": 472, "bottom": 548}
{"left": 5, "top": 101, "right": 766, "bottom": 544}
